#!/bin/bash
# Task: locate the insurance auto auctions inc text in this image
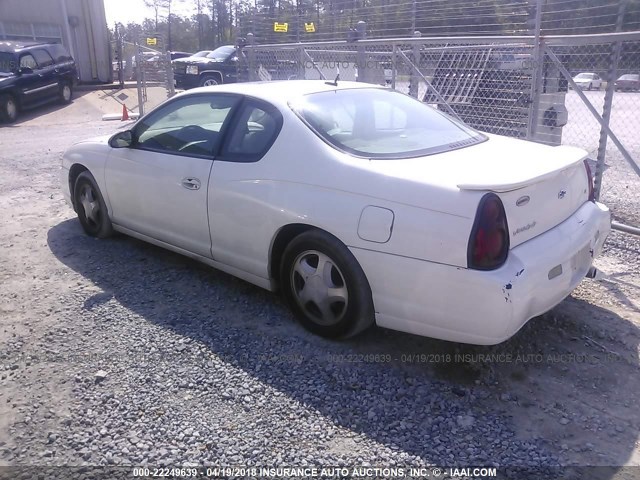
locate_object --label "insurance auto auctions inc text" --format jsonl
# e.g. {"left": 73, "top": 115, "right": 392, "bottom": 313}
{"left": 206, "top": 466, "right": 497, "bottom": 478}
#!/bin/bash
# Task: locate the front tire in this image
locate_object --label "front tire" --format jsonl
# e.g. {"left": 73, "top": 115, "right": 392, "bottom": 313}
{"left": 280, "top": 230, "right": 374, "bottom": 339}
{"left": 0, "top": 94, "right": 18, "bottom": 123}
{"left": 73, "top": 171, "right": 113, "bottom": 238}
{"left": 200, "top": 75, "right": 219, "bottom": 87}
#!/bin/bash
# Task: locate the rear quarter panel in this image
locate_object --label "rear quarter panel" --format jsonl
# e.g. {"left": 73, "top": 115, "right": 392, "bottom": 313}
{"left": 208, "top": 113, "right": 481, "bottom": 282}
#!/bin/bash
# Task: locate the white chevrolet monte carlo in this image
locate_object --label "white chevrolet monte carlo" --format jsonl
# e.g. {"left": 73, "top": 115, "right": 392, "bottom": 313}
{"left": 61, "top": 80, "right": 610, "bottom": 345}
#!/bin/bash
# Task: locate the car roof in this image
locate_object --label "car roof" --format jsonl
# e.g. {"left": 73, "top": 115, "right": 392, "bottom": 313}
{"left": 0, "top": 41, "right": 51, "bottom": 53}
{"left": 185, "top": 80, "right": 386, "bottom": 106}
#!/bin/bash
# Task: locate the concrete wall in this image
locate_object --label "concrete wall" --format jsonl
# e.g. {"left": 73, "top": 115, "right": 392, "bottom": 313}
{"left": 0, "top": 0, "right": 111, "bottom": 83}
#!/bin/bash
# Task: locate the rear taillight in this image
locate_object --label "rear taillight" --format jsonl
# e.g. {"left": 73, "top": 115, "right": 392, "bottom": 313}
{"left": 468, "top": 193, "right": 510, "bottom": 270}
{"left": 583, "top": 159, "right": 595, "bottom": 202}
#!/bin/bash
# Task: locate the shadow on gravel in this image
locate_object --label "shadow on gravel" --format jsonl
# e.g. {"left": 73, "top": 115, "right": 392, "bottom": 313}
{"left": 0, "top": 92, "right": 90, "bottom": 127}
{"left": 48, "top": 219, "right": 640, "bottom": 477}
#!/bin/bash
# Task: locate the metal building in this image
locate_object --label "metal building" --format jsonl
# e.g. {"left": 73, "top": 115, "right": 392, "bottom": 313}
{"left": 0, "top": 0, "right": 111, "bottom": 83}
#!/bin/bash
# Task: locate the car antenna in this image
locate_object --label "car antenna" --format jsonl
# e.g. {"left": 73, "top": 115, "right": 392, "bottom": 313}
{"left": 325, "top": 67, "right": 339, "bottom": 86}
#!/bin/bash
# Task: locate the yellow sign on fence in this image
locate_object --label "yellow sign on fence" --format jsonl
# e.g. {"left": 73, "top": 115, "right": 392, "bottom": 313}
{"left": 273, "top": 22, "right": 288, "bottom": 32}
{"left": 146, "top": 37, "right": 157, "bottom": 46}
{"left": 304, "top": 22, "right": 316, "bottom": 33}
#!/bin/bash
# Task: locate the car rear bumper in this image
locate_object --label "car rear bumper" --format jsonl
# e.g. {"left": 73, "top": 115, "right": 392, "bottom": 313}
{"left": 351, "top": 201, "right": 610, "bottom": 345}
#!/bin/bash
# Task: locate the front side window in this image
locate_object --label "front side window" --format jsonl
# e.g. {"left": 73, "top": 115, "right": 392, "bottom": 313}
{"left": 291, "top": 88, "right": 485, "bottom": 159}
{"left": 19, "top": 54, "right": 37, "bottom": 70}
{"left": 133, "top": 94, "right": 240, "bottom": 157}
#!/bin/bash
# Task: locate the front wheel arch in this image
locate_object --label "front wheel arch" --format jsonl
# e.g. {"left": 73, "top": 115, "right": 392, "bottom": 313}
{"left": 68, "top": 163, "right": 89, "bottom": 212}
{"left": 200, "top": 72, "right": 222, "bottom": 86}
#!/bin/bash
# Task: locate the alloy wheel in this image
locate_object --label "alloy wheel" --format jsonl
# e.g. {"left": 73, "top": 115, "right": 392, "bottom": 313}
{"left": 79, "top": 183, "right": 101, "bottom": 229}
{"left": 290, "top": 250, "right": 349, "bottom": 326}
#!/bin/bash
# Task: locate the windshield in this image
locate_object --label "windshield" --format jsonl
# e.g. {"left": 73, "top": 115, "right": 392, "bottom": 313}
{"left": 192, "top": 50, "right": 212, "bottom": 58}
{"left": 291, "top": 88, "right": 486, "bottom": 159}
{"left": 619, "top": 74, "right": 639, "bottom": 80}
{"left": 206, "top": 46, "right": 234, "bottom": 60}
{"left": 575, "top": 73, "right": 594, "bottom": 79}
{"left": 0, "top": 52, "right": 17, "bottom": 74}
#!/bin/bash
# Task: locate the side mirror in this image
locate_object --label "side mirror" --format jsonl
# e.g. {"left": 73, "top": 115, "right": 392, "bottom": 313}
{"left": 18, "top": 66, "right": 34, "bottom": 75}
{"left": 109, "top": 130, "right": 133, "bottom": 148}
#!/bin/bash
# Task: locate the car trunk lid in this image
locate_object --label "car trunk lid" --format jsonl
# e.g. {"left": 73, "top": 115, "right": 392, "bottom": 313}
{"left": 456, "top": 139, "right": 590, "bottom": 248}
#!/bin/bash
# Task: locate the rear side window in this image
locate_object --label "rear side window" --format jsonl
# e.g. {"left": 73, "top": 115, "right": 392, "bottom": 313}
{"left": 220, "top": 101, "right": 282, "bottom": 162}
{"left": 31, "top": 49, "right": 54, "bottom": 68}
{"left": 48, "top": 44, "right": 73, "bottom": 62}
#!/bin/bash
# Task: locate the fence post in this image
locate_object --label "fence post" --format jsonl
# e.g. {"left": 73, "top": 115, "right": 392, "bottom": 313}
{"left": 409, "top": 31, "right": 421, "bottom": 98}
{"left": 115, "top": 24, "right": 124, "bottom": 88}
{"left": 356, "top": 21, "right": 367, "bottom": 83}
{"left": 165, "top": 51, "right": 175, "bottom": 98}
{"left": 298, "top": 45, "right": 306, "bottom": 80}
{"left": 391, "top": 43, "right": 397, "bottom": 90}
{"left": 246, "top": 33, "right": 257, "bottom": 82}
{"left": 526, "top": 0, "right": 544, "bottom": 140}
{"left": 594, "top": 0, "right": 628, "bottom": 200}
{"left": 135, "top": 42, "right": 145, "bottom": 117}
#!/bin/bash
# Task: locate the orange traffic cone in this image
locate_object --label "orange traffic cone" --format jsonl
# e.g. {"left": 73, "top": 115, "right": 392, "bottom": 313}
{"left": 121, "top": 104, "right": 129, "bottom": 121}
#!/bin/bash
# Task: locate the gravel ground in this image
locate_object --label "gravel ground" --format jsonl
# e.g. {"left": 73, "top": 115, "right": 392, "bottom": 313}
{"left": 0, "top": 93, "right": 639, "bottom": 479}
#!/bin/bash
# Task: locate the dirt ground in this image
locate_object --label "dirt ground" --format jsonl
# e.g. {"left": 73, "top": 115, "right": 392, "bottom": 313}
{"left": 0, "top": 90, "right": 639, "bottom": 478}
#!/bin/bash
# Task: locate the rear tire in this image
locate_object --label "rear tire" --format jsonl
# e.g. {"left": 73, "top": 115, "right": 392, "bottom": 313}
{"left": 59, "top": 81, "right": 73, "bottom": 104}
{"left": 73, "top": 171, "right": 113, "bottom": 238}
{"left": 280, "top": 230, "right": 374, "bottom": 339}
{"left": 0, "top": 94, "right": 18, "bottom": 123}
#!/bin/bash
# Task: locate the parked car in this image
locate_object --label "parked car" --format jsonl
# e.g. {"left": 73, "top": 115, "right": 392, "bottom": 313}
{"left": 572, "top": 72, "right": 602, "bottom": 90}
{"left": 169, "top": 51, "right": 193, "bottom": 61}
{"left": 61, "top": 81, "right": 610, "bottom": 345}
{"left": 172, "top": 45, "right": 242, "bottom": 89}
{"left": 0, "top": 41, "right": 77, "bottom": 123}
{"left": 131, "top": 51, "right": 161, "bottom": 70}
{"left": 614, "top": 73, "right": 640, "bottom": 92}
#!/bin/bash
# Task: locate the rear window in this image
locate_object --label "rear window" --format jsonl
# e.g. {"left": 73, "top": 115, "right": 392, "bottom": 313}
{"left": 291, "top": 88, "right": 485, "bottom": 159}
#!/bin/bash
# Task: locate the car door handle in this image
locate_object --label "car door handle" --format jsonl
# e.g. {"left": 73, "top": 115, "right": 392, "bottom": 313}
{"left": 181, "top": 178, "right": 201, "bottom": 190}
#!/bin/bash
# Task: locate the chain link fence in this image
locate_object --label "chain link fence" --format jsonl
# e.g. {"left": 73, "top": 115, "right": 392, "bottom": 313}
{"left": 543, "top": 34, "right": 640, "bottom": 229}
{"left": 241, "top": 30, "right": 640, "bottom": 232}
{"left": 110, "top": 33, "right": 176, "bottom": 117}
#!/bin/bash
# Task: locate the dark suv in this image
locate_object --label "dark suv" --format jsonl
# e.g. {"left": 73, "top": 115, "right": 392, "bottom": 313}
{"left": 172, "top": 45, "right": 245, "bottom": 89}
{"left": 0, "top": 41, "right": 77, "bottom": 123}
